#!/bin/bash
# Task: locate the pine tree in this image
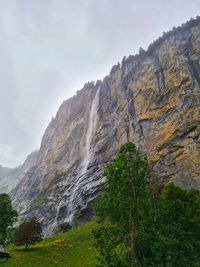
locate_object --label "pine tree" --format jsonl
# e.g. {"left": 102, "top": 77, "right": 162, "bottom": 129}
{"left": 0, "top": 193, "right": 18, "bottom": 243}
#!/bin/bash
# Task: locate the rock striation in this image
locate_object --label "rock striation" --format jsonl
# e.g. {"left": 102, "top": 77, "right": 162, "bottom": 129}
{"left": 7, "top": 17, "right": 200, "bottom": 235}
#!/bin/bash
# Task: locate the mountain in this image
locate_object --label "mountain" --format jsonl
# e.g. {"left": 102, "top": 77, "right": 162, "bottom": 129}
{"left": 0, "top": 152, "right": 38, "bottom": 194}
{"left": 0, "top": 166, "right": 20, "bottom": 193}
{"left": 0, "top": 165, "right": 11, "bottom": 180}
{"left": 8, "top": 17, "right": 200, "bottom": 235}
{"left": 0, "top": 165, "right": 12, "bottom": 192}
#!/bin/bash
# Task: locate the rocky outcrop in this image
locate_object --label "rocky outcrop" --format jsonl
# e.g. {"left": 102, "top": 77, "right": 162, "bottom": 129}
{"left": 10, "top": 17, "right": 200, "bottom": 235}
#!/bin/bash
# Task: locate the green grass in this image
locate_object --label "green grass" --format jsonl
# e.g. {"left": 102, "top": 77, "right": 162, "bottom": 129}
{"left": 5, "top": 221, "right": 97, "bottom": 267}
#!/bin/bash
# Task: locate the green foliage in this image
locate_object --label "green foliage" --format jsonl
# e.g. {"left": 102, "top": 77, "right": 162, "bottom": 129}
{"left": 6, "top": 227, "right": 18, "bottom": 244}
{"left": 158, "top": 183, "right": 200, "bottom": 266}
{"left": 56, "top": 222, "right": 72, "bottom": 234}
{"left": 93, "top": 142, "right": 200, "bottom": 267}
{"left": 94, "top": 143, "right": 155, "bottom": 266}
{"left": 15, "top": 217, "right": 42, "bottom": 249}
{"left": 0, "top": 193, "right": 18, "bottom": 243}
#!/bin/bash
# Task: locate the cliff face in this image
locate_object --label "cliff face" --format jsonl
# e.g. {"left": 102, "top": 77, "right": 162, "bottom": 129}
{"left": 11, "top": 18, "right": 200, "bottom": 235}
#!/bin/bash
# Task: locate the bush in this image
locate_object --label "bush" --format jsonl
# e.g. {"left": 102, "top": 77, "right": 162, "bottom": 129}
{"left": 56, "top": 222, "right": 72, "bottom": 234}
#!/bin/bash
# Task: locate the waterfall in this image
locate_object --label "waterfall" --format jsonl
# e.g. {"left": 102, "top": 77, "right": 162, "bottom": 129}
{"left": 65, "top": 87, "right": 100, "bottom": 224}
{"left": 81, "top": 87, "right": 100, "bottom": 175}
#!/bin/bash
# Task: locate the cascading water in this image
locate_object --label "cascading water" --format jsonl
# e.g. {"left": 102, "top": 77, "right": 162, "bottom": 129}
{"left": 65, "top": 87, "right": 101, "bottom": 224}
{"left": 80, "top": 87, "right": 100, "bottom": 175}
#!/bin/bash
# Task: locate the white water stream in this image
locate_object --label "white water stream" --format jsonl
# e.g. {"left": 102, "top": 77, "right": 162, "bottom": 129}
{"left": 80, "top": 87, "right": 100, "bottom": 175}
{"left": 65, "top": 87, "right": 100, "bottom": 224}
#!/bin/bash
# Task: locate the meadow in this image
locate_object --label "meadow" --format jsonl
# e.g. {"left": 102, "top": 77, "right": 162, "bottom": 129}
{"left": 5, "top": 221, "right": 97, "bottom": 267}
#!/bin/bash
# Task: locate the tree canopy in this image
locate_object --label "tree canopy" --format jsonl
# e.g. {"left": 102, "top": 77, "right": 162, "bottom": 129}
{"left": 93, "top": 143, "right": 200, "bottom": 267}
{"left": 0, "top": 193, "right": 18, "bottom": 243}
{"left": 15, "top": 217, "right": 42, "bottom": 249}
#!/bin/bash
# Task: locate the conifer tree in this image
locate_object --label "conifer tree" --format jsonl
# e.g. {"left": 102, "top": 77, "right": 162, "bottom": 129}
{"left": 0, "top": 193, "right": 18, "bottom": 243}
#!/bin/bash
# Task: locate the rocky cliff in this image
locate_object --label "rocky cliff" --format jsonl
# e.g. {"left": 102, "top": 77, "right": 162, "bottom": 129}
{"left": 10, "top": 17, "right": 200, "bottom": 235}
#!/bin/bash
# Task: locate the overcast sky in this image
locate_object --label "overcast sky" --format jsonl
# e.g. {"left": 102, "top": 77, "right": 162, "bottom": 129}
{"left": 0, "top": 0, "right": 199, "bottom": 167}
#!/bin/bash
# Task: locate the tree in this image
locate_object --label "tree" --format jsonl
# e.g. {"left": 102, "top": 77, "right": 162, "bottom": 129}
{"left": 0, "top": 193, "right": 18, "bottom": 243}
{"left": 15, "top": 217, "right": 42, "bottom": 249}
{"left": 93, "top": 143, "right": 200, "bottom": 267}
{"left": 93, "top": 143, "right": 155, "bottom": 267}
{"left": 158, "top": 183, "right": 200, "bottom": 266}
{"left": 6, "top": 227, "right": 18, "bottom": 244}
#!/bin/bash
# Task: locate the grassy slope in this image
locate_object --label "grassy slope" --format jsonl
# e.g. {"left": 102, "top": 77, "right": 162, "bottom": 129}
{"left": 5, "top": 221, "right": 97, "bottom": 267}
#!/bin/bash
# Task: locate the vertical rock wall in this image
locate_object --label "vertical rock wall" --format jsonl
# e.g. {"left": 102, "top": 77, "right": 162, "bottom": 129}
{"left": 10, "top": 18, "right": 200, "bottom": 235}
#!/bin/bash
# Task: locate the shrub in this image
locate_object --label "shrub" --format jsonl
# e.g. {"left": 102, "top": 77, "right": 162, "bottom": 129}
{"left": 56, "top": 222, "right": 72, "bottom": 234}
